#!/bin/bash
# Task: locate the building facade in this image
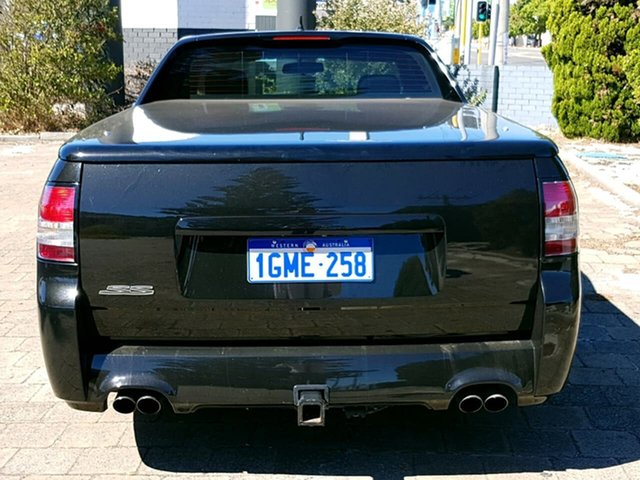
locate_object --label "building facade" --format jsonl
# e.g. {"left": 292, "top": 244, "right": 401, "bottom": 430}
{"left": 121, "top": 0, "right": 277, "bottom": 66}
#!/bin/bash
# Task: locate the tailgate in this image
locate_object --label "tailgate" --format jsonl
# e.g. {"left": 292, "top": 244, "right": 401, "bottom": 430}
{"left": 78, "top": 159, "right": 540, "bottom": 343}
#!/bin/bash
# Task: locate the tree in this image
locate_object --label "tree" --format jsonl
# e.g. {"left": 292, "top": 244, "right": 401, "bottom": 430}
{"left": 543, "top": 0, "right": 640, "bottom": 142}
{"left": 0, "top": 0, "right": 120, "bottom": 132}
{"left": 510, "top": 0, "right": 551, "bottom": 40}
{"left": 318, "top": 0, "right": 425, "bottom": 36}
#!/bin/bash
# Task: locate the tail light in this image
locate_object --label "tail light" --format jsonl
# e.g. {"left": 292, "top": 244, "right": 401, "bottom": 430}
{"left": 272, "top": 35, "right": 331, "bottom": 41}
{"left": 543, "top": 181, "right": 578, "bottom": 256}
{"left": 37, "top": 185, "right": 76, "bottom": 263}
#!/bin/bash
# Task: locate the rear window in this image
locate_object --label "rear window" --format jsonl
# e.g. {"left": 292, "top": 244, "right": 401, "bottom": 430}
{"left": 140, "top": 37, "right": 459, "bottom": 103}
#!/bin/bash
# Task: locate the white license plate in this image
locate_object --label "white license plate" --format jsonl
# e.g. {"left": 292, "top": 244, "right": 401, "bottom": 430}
{"left": 247, "top": 237, "right": 374, "bottom": 283}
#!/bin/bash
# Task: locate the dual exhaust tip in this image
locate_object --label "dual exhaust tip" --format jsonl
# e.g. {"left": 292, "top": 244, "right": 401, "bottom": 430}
{"left": 112, "top": 393, "right": 162, "bottom": 415}
{"left": 458, "top": 392, "right": 509, "bottom": 414}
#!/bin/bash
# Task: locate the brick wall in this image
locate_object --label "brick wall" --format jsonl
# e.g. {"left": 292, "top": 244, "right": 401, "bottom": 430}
{"left": 466, "top": 65, "right": 558, "bottom": 129}
{"left": 122, "top": 28, "right": 178, "bottom": 65}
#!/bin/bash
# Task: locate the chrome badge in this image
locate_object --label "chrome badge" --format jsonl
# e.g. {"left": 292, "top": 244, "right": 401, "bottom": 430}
{"left": 98, "top": 285, "right": 155, "bottom": 296}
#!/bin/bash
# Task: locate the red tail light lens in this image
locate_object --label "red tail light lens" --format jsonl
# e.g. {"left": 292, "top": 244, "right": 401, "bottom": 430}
{"left": 543, "top": 181, "right": 578, "bottom": 256}
{"left": 37, "top": 185, "right": 76, "bottom": 262}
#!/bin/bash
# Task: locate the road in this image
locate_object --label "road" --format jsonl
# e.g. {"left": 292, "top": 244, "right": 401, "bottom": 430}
{"left": 0, "top": 139, "right": 639, "bottom": 479}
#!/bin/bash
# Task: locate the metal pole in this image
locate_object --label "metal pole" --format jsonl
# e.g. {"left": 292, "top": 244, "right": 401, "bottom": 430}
{"left": 491, "top": 65, "right": 499, "bottom": 112}
{"left": 495, "top": 0, "right": 509, "bottom": 65}
{"left": 488, "top": 1, "right": 499, "bottom": 65}
{"left": 463, "top": 0, "right": 473, "bottom": 64}
{"left": 276, "top": 0, "right": 316, "bottom": 30}
{"left": 452, "top": 0, "right": 462, "bottom": 63}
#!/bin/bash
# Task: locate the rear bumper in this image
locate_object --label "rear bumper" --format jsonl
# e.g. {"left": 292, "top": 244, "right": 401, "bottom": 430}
{"left": 89, "top": 341, "right": 540, "bottom": 413}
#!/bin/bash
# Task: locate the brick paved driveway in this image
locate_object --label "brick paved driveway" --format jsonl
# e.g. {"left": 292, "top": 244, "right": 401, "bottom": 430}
{"left": 0, "top": 141, "right": 639, "bottom": 479}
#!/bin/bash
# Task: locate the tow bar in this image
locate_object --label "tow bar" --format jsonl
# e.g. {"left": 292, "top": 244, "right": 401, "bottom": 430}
{"left": 293, "top": 385, "right": 329, "bottom": 427}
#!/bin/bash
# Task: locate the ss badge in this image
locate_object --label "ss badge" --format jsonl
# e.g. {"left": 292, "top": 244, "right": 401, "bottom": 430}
{"left": 98, "top": 285, "right": 155, "bottom": 296}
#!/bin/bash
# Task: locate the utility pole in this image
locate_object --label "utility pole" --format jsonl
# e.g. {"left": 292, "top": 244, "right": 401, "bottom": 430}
{"left": 495, "top": 0, "right": 509, "bottom": 65}
{"left": 453, "top": 0, "right": 462, "bottom": 64}
{"left": 463, "top": 0, "right": 473, "bottom": 64}
{"left": 488, "top": 0, "right": 500, "bottom": 65}
{"left": 276, "top": 0, "right": 316, "bottom": 30}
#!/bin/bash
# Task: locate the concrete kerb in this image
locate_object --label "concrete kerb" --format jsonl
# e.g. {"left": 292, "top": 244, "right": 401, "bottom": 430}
{"left": 562, "top": 148, "right": 640, "bottom": 210}
{"left": 0, "top": 132, "right": 75, "bottom": 143}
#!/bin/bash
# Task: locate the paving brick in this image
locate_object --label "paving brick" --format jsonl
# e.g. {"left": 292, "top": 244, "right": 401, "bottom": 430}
{"left": 22, "top": 476, "right": 91, "bottom": 480}
{"left": 483, "top": 456, "right": 554, "bottom": 476}
{"left": 54, "top": 422, "right": 129, "bottom": 448}
{"left": 581, "top": 313, "right": 627, "bottom": 327}
{"left": 607, "top": 327, "right": 640, "bottom": 340}
{"left": 577, "top": 325, "right": 612, "bottom": 341}
{"left": 0, "top": 336, "right": 25, "bottom": 352}
{"left": 42, "top": 402, "right": 100, "bottom": 423}
{"left": 2, "top": 448, "right": 81, "bottom": 475}
{"left": 616, "top": 368, "right": 640, "bottom": 386}
{"left": 28, "top": 383, "right": 57, "bottom": 402}
{"left": 523, "top": 406, "right": 591, "bottom": 430}
{"left": 576, "top": 353, "right": 636, "bottom": 369}
{"left": 605, "top": 385, "right": 640, "bottom": 407}
{"left": 627, "top": 354, "right": 640, "bottom": 369}
{"left": 414, "top": 453, "right": 486, "bottom": 476}
{"left": 573, "top": 429, "right": 640, "bottom": 458}
{"left": 0, "top": 384, "right": 40, "bottom": 403}
{"left": 69, "top": 447, "right": 143, "bottom": 474}
{"left": 0, "top": 448, "right": 17, "bottom": 469}
{"left": 569, "top": 367, "right": 623, "bottom": 386}
{"left": 0, "top": 402, "right": 50, "bottom": 423}
{"left": 509, "top": 430, "right": 579, "bottom": 457}
{"left": 23, "top": 366, "right": 49, "bottom": 384}
{"left": 584, "top": 301, "right": 626, "bottom": 315}
{"left": 585, "top": 406, "right": 640, "bottom": 431}
{"left": 0, "top": 422, "right": 66, "bottom": 448}
{"left": 585, "top": 340, "right": 640, "bottom": 355}
{"left": 444, "top": 427, "right": 511, "bottom": 454}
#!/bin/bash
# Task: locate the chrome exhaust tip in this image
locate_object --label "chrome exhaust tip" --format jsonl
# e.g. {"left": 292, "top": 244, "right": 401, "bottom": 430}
{"left": 458, "top": 394, "right": 484, "bottom": 414}
{"left": 112, "top": 394, "right": 136, "bottom": 414}
{"left": 136, "top": 395, "right": 162, "bottom": 415}
{"left": 484, "top": 393, "right": 509, "bottom": 413}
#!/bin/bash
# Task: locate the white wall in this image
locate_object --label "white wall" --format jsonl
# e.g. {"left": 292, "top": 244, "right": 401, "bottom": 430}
{"left": 177, "top": 0, "right": 249, "bottom": 29}
{"left": 121, "top": 0, "right": 178, "bottom": 29}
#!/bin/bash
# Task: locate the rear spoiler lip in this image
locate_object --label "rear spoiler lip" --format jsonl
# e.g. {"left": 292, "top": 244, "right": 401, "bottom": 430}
{"left": 59, "top": 140, "right": 558, "bottom": 163}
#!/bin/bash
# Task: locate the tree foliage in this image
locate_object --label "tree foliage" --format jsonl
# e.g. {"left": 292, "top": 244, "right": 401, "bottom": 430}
{"left": 510, "top": 0, "right": 551, "bottom": 38}
{"left": 543, "top": 0, "right": 640, "bottom": 142}
{"left": 318, "top": 0, "right": 425, "bottom": 36}
{"left": 0, "top": 0, "right": 120, "bottom": 132}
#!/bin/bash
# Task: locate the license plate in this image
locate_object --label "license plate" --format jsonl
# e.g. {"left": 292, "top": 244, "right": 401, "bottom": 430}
{"left": 247, "top": 237, "right": 374, "bottom": 283}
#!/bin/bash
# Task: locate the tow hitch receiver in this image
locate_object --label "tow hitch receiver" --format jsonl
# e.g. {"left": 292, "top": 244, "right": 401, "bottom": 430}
{"left": 293, "top": 385, "right": 329, "bottom": 427}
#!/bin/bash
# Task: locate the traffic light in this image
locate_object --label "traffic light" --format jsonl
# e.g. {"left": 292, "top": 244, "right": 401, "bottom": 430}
{"left": 477, "top": 1, "right": 488, "bottom": 22}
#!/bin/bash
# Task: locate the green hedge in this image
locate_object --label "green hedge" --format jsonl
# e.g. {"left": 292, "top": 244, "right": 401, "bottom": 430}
{"left": 0, "top": 0, "right": 120, "bottom": 132}
{"left": 543, "top": 0, "right": 640, "bottom": 142}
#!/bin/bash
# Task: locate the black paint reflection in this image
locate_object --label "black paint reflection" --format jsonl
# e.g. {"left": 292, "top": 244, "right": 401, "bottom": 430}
{"left": 163, "top": 167, "right": 325, "bottom": 218}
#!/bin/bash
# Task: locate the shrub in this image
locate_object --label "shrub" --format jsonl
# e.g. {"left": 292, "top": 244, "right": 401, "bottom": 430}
{"left": 543, "top": 0, "right": 640, "bottom": 142}
{"left": 125, "top": 61, "right": 157, "bottom": 105}
{"left": 0, "top": 0, "right": 121, "bottom": 132}
{"left": 319, "top": 0, "right": 425, "bottom": 36}
{"left": 448, "top": 64, "right": 487, "bottom": 106}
